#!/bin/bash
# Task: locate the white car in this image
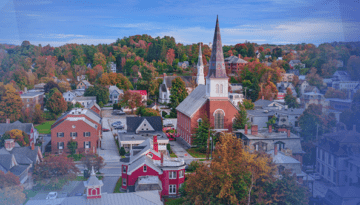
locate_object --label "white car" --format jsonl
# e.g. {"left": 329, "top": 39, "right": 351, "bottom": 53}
{"left": 46, "top": 192, "right": 57, "bottom": 199}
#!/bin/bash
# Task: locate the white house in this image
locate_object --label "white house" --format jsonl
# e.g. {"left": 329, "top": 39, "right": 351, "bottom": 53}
{"left": 109, "top": 85, "right": 123, "bottom": 104}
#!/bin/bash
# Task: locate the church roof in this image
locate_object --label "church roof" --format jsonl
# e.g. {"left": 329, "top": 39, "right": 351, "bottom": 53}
{"left": 176, "top": 85, "right": 208, "bottom": 118}
{"left": 207, "top": 16, "right": 228, "bottom": 79}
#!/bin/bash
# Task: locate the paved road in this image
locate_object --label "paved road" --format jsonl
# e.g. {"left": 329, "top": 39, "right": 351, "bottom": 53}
{"left": 97, "top": 117, "right": 121, "bottom": 163}
{"left": 102, "top": 176, "right": 120, "bottom": 193}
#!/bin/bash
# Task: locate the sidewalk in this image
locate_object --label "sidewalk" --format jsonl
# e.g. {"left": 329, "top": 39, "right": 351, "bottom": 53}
{"left": 169, "top": 141, "right": 194, "bottom": 160}
{"left": 97, "top": 117, "right": 121, "bottom": 162}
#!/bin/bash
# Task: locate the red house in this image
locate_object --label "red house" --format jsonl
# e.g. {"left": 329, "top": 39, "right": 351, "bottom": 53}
{"left": 51, "top": 108, "right": 101, "bottom": 154}
{"left": 121, "top": 136, "right": 186, "bottom": 197}
{"left": 129, "top": 90, "right": 148, "bottom": 104}
{"left": 176, "top": 17, "right": 239, "bottom": 146}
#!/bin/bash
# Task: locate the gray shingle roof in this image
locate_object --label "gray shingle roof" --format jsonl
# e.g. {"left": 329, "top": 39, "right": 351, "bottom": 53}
{"left": 25, "top": 191, "right": 163, "bottom": 205}
{"left": 0, "top": 154, "right": 13, "bottom": 171}
{"left": 160, "top": 76, "right": 196, "bottom": 88}
{"left": 73, "top": 96, "right": 96, "bottom": 101}
{"left": 160, "top": 84, "right": 167, "bottom": 92}
{"left": 20, "top": 92, "right": 43, "bottom": 98}
{"left": 7, "top": 146, "right": 40, "bottom": 166}
{"left": 127, "top": 155, "right": 162, "bottom": 175}
{"left": 0, "top": 121, "right": 34, "bottom": 135}
{"left": 176, "top": 85, "right": 207, "bottom": 118}
{"left": 254, "top": 99, "right": 272, "bottom": 107}
{"left": 126, "top": 117, "right": 162, "bottom": 133}
{"left": 9, "top": 164, "right": 29, "bottom": 177}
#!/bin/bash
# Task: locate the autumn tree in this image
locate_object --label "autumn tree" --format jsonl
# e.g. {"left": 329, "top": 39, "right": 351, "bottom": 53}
{"left": 325, "top": 87, "right": 347, "bottom": 99}
{"left": 84, "top": 85, "right": 109, "bottom": 106}
{"left": 81, "top": 154, "right": 106, "bottom": 173}
{"left": 284, "top": 88, "right": 299, "bottom": 108}
{"left": 44, "top": 80, "right": 61, "bottom": 94}
{"left": 45, "top": 88, "right": 67, "bottom": 118}
{"left": 242, "top": 99, "right": 254, "bottom": 110}
{"left": 184, "top": 133, "right": 277, "bottom": 204}
{"left": 58, "top": 81, "right": 71, "bottom": 92}
{"left": 98, "top": 73, "right": 133, "bottom": 90}
{"left": 0, "top": 171, "right": 25, "bottom": 205}
{"left": 33, "top": 155, "right": 79, "bottom": 188}
{"left": 33, "top": 104, "right": 44, "bottom": 124}
{"left": 306, "top": 67, "right": 324, "bottom": 89}
{"left": 93, "top": 52, "right": 107, "bottom": 69}
{"left": 347, "top": 55, "right": 360, "bottom": 80}
{"left": 233, "top": 104, "right": 250, "bottom": 130}
{"left": 340, "top": 90, "right": 360, "bottom": 132}
{"left": 0, "top": 129, "right": 29, "bottom": 147}
{"left": 165, "top": 48, "right": 175, "bottom": 66}
{"left": 169, "top": 77, "right": 188, "bottom": 118}
{"left": 136, "top": 106, "right": 160, "bottom": 117}
{"left": 258, "top": 81, "right": 278, "bottom": 100}
{"left": 0, "top": 83, "right": 23, "bottom": 123}
{"left": 0, "top": 171, "right": 20, "bottom": 189}
{"left": 120, "top": 90, "right": 143, "bottom": 113}
{"left": 35, "top": 55, "right": 57, "bottom": 78}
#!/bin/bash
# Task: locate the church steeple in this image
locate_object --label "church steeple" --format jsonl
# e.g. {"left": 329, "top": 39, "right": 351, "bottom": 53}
{"left": 196, "top": 44, "right": 205, "bottom": 85}
{"left": 206, "top": 16, "right": 229, "bottom": 98}
{"left": 206, "top": 15, "right": 228, "bottom": 79}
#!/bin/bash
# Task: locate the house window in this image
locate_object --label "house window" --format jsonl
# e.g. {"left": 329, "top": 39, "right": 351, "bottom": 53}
{"left": 84, "top": 132, "right": 91, "bottom": 137}
{"left": 197, "top": 119, "right": 202, "bottom": 126}
{"left": 169, "top": 185, "right": 176, "bottom": 194}
{"left": 328, "top": 168, "right": 331, "bottom": 179}
{"left": 220, "top": 84, "right": 223, "bottom": 93}
{"left": 143, "top": 165, "right": 147, "bottom": 172}
{"left": 58, "top": 142, "right": 64, "bottom": 150}
{"left": 70, "top": 132, "right": 77, "bottom": 137}
{"left": 179, "top": 170, "right": 184, "bottom": 178}
{"left": 123, "top": 178, "right": 126, "bottom": 186}
{"left": 169, "top": 171, "right": 177, "bottom": 179}
{"left": 123, "top": 166, "right": 126, "bottom": 173}
{"left": 57, "top": 132, "right": 64, "bottom": 138}
{"left": 214, "top": 110, "right": 224, "bottom": 129}
{"left": 84, "top": 141, "right": 91, "bottom": 149}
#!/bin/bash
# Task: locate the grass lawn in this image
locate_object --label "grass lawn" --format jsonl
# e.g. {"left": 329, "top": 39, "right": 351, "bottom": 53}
{"left": 170, "top": 153, "right": 177, "bottom": 158}
{"left": 113, "top": 177, "right": 123, "bottom": 193}
{"left": 187, "top": 148, "right": 207, "bottom": 158}
{"left": 165, "top": 198, "right": 185, "bottom": 205}
{"left": 35, "top": 121, "right": 55, "bottom": 134}
{"left": 24, "top": 189, "right": 38, "bottom": 204}
{"left": 75, "top": 176, "right": 87, "bottom": 181}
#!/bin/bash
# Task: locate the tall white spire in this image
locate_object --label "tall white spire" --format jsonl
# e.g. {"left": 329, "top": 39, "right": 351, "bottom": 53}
{"left": 196, "top": 44, "right": 205, "bottom": 85}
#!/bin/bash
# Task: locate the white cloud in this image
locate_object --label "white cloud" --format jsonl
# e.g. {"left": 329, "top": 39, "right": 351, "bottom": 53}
{"left": 37, "top": 34, "right": 87, "bottom": 39}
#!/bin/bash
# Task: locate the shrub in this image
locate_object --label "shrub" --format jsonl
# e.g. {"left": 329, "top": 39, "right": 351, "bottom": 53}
{"left": 119, "top": 147, "right": 126, "bottom": 156}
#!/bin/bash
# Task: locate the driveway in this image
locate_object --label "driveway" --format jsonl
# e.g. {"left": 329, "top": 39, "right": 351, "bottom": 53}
{"left": 169, "top": 140, "right": 193, "bottom": 160}
{"left": 97, "top": 117, "right": 121, "bottom": 163}
{"left": 101, "top": 176, "right": 120, "bottom": 193}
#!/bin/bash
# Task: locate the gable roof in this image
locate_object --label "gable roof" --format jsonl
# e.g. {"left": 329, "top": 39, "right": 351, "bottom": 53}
{"left": 109, "top": 85, "right": 123, "bottom": 95}
{"left": 254, "top": 99, "right": 272, "bottom": 107}
{"left": 225, "top": 55, "right": 248, "bottom": 64}
{"left": 73, "top": 96, "right": 96, "bottom": 101}
{"left": 0, "top": 121, "right": 34, "bottom": 135}
{"left": 176, "top": 85, "right": 208, "bottom": 118}
{"left": 0, "top": 154, "right": 14, "bottom": 171}
{"left": 126, "top": 117, "right": 162, "bottom": 133}
{"left": 159, "top": 76, "right": 196, "bottom": 88}
{"left": 127, "top": 155, "right": 162, "bottom": 175}
{"left": 86, "top": 101, "right": 101, "bottom": 111}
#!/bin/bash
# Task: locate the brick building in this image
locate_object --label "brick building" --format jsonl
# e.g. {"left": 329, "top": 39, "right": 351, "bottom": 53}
{"left": 121, "top": 137, "right": 186, "bottom": 197}
{"left": 224, "top": 54, "right": 248, "bottom": 73}
{"left": 51, "top": 108, "right": 101, "bottom": 155}
{"left": 176, "top": 17, "right": 239, "bottom": 146}
{"left": 20, "top": 92, "right": 44, "bottom": 110}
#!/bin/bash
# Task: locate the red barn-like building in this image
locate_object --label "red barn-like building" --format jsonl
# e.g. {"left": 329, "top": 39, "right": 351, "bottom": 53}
{"left": 176, "top": 16, "right": 239, "bottom": 146}
{"left": 51, "top": 108, "right": 101, "bottom": 155}
{"left": 121, "top": 137, "right": 185, "bottom": 197}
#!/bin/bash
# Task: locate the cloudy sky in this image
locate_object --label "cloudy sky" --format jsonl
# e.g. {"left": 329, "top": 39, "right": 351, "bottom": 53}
{"left": 0, "top": 0, "right": 359, "bottom": 47}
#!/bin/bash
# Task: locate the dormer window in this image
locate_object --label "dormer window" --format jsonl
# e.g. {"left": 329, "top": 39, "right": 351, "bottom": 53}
{"left": 123, "top": 166, "right": 127, "bottom": 173}
{"left": 144, "top": 124, "right": 146, "bottom": 126}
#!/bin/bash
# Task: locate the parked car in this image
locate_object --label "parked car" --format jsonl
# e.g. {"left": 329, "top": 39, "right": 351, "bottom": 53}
{"left": 163, "top": 120, "right": 174, "bottom": 127}
{"left": 111, "top": 121, "right": 122, "bottom": 126}
{"left": 46, "top": 192, "right": 58, "bottom": 200}
{"left": 102, "top": 128, "right": 110, "bottom": 132}
{"left": 114, "top": 125, "right": 125, "bottom": 130}
{"left": 112, "top": 110, "right": 125, "bottom": 115}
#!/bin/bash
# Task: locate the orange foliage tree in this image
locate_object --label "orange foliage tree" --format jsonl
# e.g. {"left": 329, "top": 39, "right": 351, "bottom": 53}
{"left": 0, "top": 83, "right": 23, "bottom": 123}
{"left": 325, "top": 87, "right": 347, "bottom": 99}
{"left": 1, "top": 129, "right": 30, "bottom": 146}
{"left": 0, "top": 171, "right": 25, "bottom": 205}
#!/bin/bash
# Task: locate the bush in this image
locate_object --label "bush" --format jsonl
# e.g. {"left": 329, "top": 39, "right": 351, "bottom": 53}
{"left": 98, "top": 102, "right": 104, "bottom": 107}
{"left": 162, "top": 111, "right": 167, "bottom": 117}
{"left": 147, "top": 99, "right": 153, "bottom": 105}
{"left": 119, "top": 147, "right": 126, "bottom": 156}
{"left": 187, "top": 161, "right": 202, "bottom": 172}
{"left": 167, "top": 144, "right": 171, "bottom": 154}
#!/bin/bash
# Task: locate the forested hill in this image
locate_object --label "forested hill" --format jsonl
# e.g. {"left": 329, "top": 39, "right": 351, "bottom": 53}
{"left": 0, "top": 34, "right": 359, "bottom": 93}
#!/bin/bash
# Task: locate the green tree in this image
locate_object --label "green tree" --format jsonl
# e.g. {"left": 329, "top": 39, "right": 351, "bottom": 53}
{"left": 242, "top": 99, "right": 255, "bottom": 110}
{"left": 266, "top": 116, "right": 277, "bottom": 128}
{"left": 84, "top": 85, "right": 109, "bottom": 105}
{"left": 284, "top": 88, "right": 299, "bottom": 108}
{"left": 233, "top": 105, "right": 250, "bottom": 130}
{"left": 67, "top": 140, "right": 78, "bottom": 155}
{"left": 193, "top": 112, "right": 214, "bottom": 149}
{"left": 119, "top": 147, "right": 126, "bottom": 156}
{"left": 169, "top": 77, "right": 188, "bottom": 118}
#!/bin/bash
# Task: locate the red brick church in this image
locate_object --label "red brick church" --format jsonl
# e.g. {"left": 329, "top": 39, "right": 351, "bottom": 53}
{"left": 176, "top": 16, "right": 239, "bottom": 146}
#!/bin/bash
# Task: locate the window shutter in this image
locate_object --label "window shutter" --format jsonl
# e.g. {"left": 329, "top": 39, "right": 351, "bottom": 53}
{"left": 89, "top": 141, "right": 91, "bottom": 148}
{"left": 57, "top": 142, "right": 59, "bottom": 149}
{"left": 88, "top": 132, "right": 91, "bottom": 137}
{"left": 84, "top": 142, "right": 86, "bottom": 148}
{"left": 83, "top": 132, "right": 85, "bottom": 137}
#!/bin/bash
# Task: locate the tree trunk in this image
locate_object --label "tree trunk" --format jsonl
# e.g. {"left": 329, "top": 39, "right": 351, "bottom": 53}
{"left": 247, "top": 173, "right": 254, "bottom": 205}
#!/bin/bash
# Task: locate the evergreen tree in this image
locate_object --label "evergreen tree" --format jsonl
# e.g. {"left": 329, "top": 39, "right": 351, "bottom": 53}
{"left": 169, "top": 77, "right": 188, "bottom": 118}
{"left": 284, "top": 88, "right": 299, "bottom": 108}
{"left": 233, "top": 104, "right": 250, "bottom": 130}
{"left": 193, "top": 113, "right": 214, "bottom": 148}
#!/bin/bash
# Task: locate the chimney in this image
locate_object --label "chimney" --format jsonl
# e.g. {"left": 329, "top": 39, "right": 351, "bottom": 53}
{"left": 5, "top": 139, "right": 15, "bottom": 151}
{"left": 24, "top": 87, "right": 28, "bottom": 93}
{"left": 31, "top": 142, "right": 35, "bottom": 150}
{"left": 161, "top": 152, "right": 164, "bottom": 166}
{"left": 245, "top": 124, "right": 248, "bottom": 135}
{"left": 274, "top": 144, "right": 278, "bottom": 156}
{"left": 6, "top": 119, "right": 10, "bottom": 124}
{"left": 251, "top": 125, "right": 258, "bottom": 135}
{"left": 285, "top": 105, "right": 288, "bottom": 110}
{"left": 153, "top": 136, "right": 158, "bottom": 152}
{"left": 262, "top": 96, "right": 264, "bottom": 100}
{"left": 287, "top": 129, "right": 291, "bottom": 138}
{"left": 269, "top": 125, "right": 272, "bottom": 133}
{"left": 238, "top": 54, "right": 241, "bottom": 59}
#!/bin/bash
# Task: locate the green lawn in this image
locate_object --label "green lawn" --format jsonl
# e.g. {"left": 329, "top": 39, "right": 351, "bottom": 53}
{"left": 75, "top": 176, "right": 87, "bottom": 181}
{"left": 24, "top": 189, "right": 38, "bottom": 204}
{"left": 113, "top": 177, "right": 123, "bottom": 193}
{"left": 165, "top": 198, "right": 185, "bottom": 205}
{"left": 187, "top": 148, "right": 207, "bottom": 158}
{"left": 35, "top": 121, "right": 55, "bottom": 134}
{"left": 170, "top": 153, "right": 177, "bottom": 158}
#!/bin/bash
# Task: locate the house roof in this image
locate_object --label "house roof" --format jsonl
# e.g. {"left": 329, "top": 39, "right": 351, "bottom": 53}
{"left": 127, "top": 155, "right": 162, "bottom": 175}
{"left": 126, "top": 117, "right": 162, "bottom": 133}
{"left": 109, "top": 85, "right": 123, "bottom": 95}
{"left": 52, "top": 108, "right": 101, "bottom": 129}
{"left": 157, "top": 76, "right": 197, "bottom": 88}
{"left": 0, "top": 154, "right": 13, "bottom": 171}
{"left": 176, "top": 85, "right": 207, "bottom": 118}
{"left": 266, "top": 150, "right": 300, "bottom": 164}
{"left": 73, "top": 96, "right": 96, "bottom": 101}
{"left": 135, "top": 176, "right": 162, "bottom": 192}
{"left": 225, "top": 55, "right": 248, "bottom": 64}
{"left": 3, "top": 146, "right": 40, "bottom": 166}
{"left": 25, "top": 191, "right": 163, "bottom": 205}
{"left": 289, "top": 60, "right": 301, "bottom": 64}
{"left": 9, "top": 164, "right": 29, "bottom": 179}
{"left": 86, "top": 101, "right": 101, "bottom": 111}
{"left": 80, "top": 80, "right": 92, "bottom": 87}
{"left": 254, "top": 99, "right": 272, "bottom": 107}
{"left": 0, "top": 121, "right": 34, "bottom": 135}
{"left": 323, "top": 130, "right": 360, "bottom": 144}
{"left": 20, "top": 92, "right": 43, "bottom": 98}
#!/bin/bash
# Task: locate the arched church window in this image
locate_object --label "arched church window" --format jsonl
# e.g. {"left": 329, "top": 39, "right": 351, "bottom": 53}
{"left": 220, "top": 84, "right": 223, "bottom": 93}
{"left": 214, "top": 110, "right": 224, "bottom": 129}
{"left": 216, "top": 84, "right": 219, "bottom": 93}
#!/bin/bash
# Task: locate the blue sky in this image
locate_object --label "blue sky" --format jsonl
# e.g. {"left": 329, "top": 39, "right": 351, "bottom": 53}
{"left": 0, "top": 0, "right": 359, "bottom": 47}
